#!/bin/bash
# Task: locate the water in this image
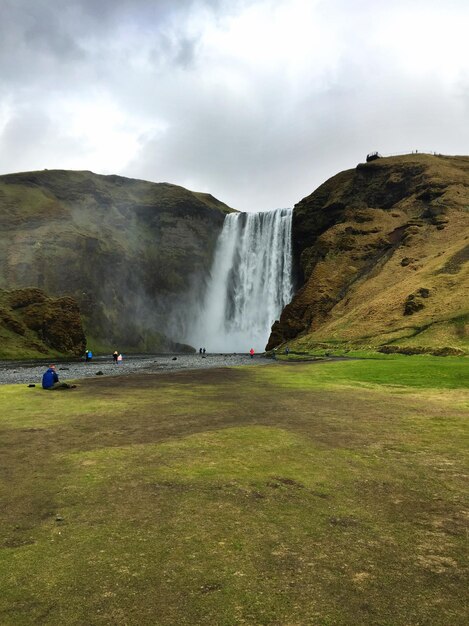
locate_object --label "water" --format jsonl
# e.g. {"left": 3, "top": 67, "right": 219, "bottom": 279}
{"left": 188, "top": 208, "right": 293, "bottom": 352}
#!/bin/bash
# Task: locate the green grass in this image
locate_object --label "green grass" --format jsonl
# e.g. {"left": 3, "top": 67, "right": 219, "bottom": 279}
{"left": 264, "top": 354, "right": 469, "bottom": 390}
{"left": 0, "top": 357, "right": 468, "bottom": 625}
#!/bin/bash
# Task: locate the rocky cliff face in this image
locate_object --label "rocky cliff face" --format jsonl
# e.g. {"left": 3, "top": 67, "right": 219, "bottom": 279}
{"left": 268, "top": 154, "right": 469, "bottom": 354}
{"left": 0, "top": 288, "right": 86, "bottom": 358}
{"left": 0, "top": 170, "right": 232, "bottom": 353}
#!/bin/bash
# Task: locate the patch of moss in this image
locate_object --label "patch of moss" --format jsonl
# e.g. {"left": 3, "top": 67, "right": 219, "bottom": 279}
{"left": 0, "top": 288, "right": 86, "bottom": 358}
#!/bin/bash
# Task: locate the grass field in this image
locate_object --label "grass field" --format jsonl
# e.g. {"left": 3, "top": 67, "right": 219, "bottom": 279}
{"left": 0, "top": 356, "right": 468, "bottom": 625}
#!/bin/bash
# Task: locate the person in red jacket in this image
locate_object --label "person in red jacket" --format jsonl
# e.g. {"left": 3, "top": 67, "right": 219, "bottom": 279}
{"left": 249, "top": 348, "right": 255, "bottom": 358}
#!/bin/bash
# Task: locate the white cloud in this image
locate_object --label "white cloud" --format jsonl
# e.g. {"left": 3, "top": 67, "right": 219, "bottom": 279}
{"left": 1, "top": 0, "right": 469, "bottom": 210}
{"left": 56, "top": 96, "right": 151, "bottom": 173}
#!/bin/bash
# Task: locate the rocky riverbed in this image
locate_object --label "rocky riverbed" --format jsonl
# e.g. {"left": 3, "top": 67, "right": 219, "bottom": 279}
{"left": 0, "top": 353, "right": 273, "bottom": 386}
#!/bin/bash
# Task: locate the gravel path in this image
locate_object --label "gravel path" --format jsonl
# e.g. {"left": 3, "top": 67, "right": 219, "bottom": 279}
{"left": 0, "top": 353, "right": 274, "bottom": 386}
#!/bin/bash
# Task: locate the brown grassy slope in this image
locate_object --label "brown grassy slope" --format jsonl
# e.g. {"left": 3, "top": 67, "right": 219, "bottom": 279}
{"left": 269, "top": 154, "right": 469, "bottom": 353}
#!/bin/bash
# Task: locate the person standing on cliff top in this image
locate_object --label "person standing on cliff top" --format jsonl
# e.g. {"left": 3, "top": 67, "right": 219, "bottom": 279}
{"left": 249, "top": 348, "right": 255, "bottom": 358}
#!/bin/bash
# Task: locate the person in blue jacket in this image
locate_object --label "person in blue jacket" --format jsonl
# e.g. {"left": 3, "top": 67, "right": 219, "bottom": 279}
{"left": 42, "top": 364, "right": 74, "bottom": 390}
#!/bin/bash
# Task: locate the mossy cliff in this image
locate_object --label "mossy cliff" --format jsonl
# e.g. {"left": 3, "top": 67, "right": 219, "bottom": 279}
{"left": 0, "top": 170, "right": 233, "bottom": 354}
{"left": 0, "top": 288, "right": 86, "bottom": 358}
{"left": 268, "top": 154, "right": 469, "bottom": 354}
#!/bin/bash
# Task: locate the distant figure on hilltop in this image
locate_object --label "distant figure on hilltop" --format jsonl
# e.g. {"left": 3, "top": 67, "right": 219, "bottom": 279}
{"left": 203, "top": 348, "right": 206, "bottom": 355}
{"left": 113, "top": 351, "right": 118, "bottom": 363}
{"left": 42, "top": 364, "right": 75, "bottom": 390}
{"left": 199, "top": 347, "right": 203, "bottom": 355}
{"left": 249, "top": 348, "right": 255, "bottom": 358}
{"left": 85, "top": 349, "right": 93, "bottom": 362}
{"left": 117, "top": 353, "right": 123, "bottom": 364}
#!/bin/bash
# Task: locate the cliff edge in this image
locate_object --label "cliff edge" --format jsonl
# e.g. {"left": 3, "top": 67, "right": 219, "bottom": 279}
{"left": 268, "top": 154, "right": 469, "bottom": 354}
{"left": 0, "top": 169, "right": 233, "bottom": 353}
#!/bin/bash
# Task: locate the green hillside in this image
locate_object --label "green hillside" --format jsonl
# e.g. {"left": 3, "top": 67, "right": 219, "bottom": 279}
{"left": 270, "top": 154, "right": 469, "bottom": 355}
{"left": 0, "top": 170, "right": 234, "bottom": 354}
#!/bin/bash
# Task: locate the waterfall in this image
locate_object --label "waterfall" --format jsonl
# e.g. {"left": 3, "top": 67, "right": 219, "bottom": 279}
{"left": 188, "top": 208, "right": 293, "bottom": 352}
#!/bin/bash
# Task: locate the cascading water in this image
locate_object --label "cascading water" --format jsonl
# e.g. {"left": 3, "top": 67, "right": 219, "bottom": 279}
{"left": 188, "top": 208, "right": 293, "bottom": 352}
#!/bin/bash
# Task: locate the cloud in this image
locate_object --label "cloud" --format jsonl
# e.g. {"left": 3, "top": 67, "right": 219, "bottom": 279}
{"left": 1, "top": 0, "right": 469, "bottom": 210}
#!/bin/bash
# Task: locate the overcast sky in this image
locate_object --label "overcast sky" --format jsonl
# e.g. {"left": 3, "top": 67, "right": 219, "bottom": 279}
{"left": 1, "top": 0, "right": 468, "bottom": 211}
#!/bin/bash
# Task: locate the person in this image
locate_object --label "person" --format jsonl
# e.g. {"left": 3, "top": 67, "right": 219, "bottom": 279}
{"left": 199, "top": 347, "right": 203, "bottom": 355}
{"left": 249, "top": 348, "right": 255, "bottom": 358}
{"left": 285, "top": 346, "right": 290, "bottom": 356}
{"left": 202, "top": 348, "right": 206, "bottom": 355}
{"left": 117, "top": 353, "right": 123, "bottom": 364}
{"left": 85, "top": 349, "right": 93, "bottom": 362}
{"left": 42, "top": 364, "right": 75, "bottom": 390}
{"left": 113, "top": 351, "right": 118, "bottom": 363}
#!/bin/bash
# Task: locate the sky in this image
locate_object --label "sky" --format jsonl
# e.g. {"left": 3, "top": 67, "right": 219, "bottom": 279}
{"left": 1, "top": 0, "right": 469, "bottom": 212}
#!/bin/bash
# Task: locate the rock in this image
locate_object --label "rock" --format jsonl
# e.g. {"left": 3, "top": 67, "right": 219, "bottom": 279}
{"left": 0, "top": 288, "right": 86, "bottom": 358}
{"left": 417, "top": 287, "right": 430, "bottom": 298}
{"left": 403, "top": 287, "right": 431, "bottom": 315}
{"left": 9, "top": 288, "right": 47, "bottom": 309}
{"left": 404, "top": 295, "right": 425, "bottom": 315}
{"left": 95, "top": 371, "right": 104, "bottom": 376}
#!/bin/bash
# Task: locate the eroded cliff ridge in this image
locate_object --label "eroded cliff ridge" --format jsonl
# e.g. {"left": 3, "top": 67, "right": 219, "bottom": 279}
{"left": 0, "top": 169, "right": 233, "bottom": 353}
{"left": 268, "top": 154, "right": 469, "bottom": 354}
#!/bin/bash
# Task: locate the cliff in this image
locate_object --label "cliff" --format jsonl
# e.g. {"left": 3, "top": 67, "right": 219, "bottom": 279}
{"left": 0, "top": 288, "right": 86, "bottom": 358}
{"left": 0, "top": 169, "right": 233, "bottom": 354}
{"left": 268, "top": 154, "right": 469, "bottom": 354}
